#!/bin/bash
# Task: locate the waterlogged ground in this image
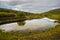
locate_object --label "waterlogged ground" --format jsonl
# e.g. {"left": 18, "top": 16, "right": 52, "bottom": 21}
{"left": 0, "top": 17, "right": 59, "bottom": 33}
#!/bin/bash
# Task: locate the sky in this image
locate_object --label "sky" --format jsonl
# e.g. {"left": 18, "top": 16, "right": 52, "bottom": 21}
{"left": 0, "top": 0, "right": 60, "bottom": 13}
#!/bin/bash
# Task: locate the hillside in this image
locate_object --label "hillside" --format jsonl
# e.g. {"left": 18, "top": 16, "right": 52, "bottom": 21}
{"left": 42, "top": 8, "right": 60, "bottom": 21}
{"left": 0, "top": 8, "right": 43, "bottom": 19}
{"left": 0, "top": 8, "right": 44, "bottom": 25}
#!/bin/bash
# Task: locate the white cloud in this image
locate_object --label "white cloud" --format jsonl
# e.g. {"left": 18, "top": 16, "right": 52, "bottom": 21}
{"left": 0, "top": 0, "right": 60, "bottom": 13}
{"left": 13, "top": 8, "right": 20, "bottom": 11}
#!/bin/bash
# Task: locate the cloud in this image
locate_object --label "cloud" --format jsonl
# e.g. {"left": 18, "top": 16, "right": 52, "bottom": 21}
{"left": 0, "top": 0, "right": 32, "bottom": 6}
{"left": 0, "top": 0, "right": 60, "bottom": 13}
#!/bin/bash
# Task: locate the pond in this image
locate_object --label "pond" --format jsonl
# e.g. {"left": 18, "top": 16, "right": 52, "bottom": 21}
{"left": 0, "top": 17, "right": 59, "bottom": 33}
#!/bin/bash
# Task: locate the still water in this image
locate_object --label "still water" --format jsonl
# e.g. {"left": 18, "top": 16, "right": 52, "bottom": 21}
{"left": 0, "top": 17, "right": 59, "bottom": 33}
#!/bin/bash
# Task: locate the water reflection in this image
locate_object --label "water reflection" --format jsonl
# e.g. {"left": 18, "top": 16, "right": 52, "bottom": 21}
{"left": 0, "top": 17, "right": 59, "bottom": 33}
